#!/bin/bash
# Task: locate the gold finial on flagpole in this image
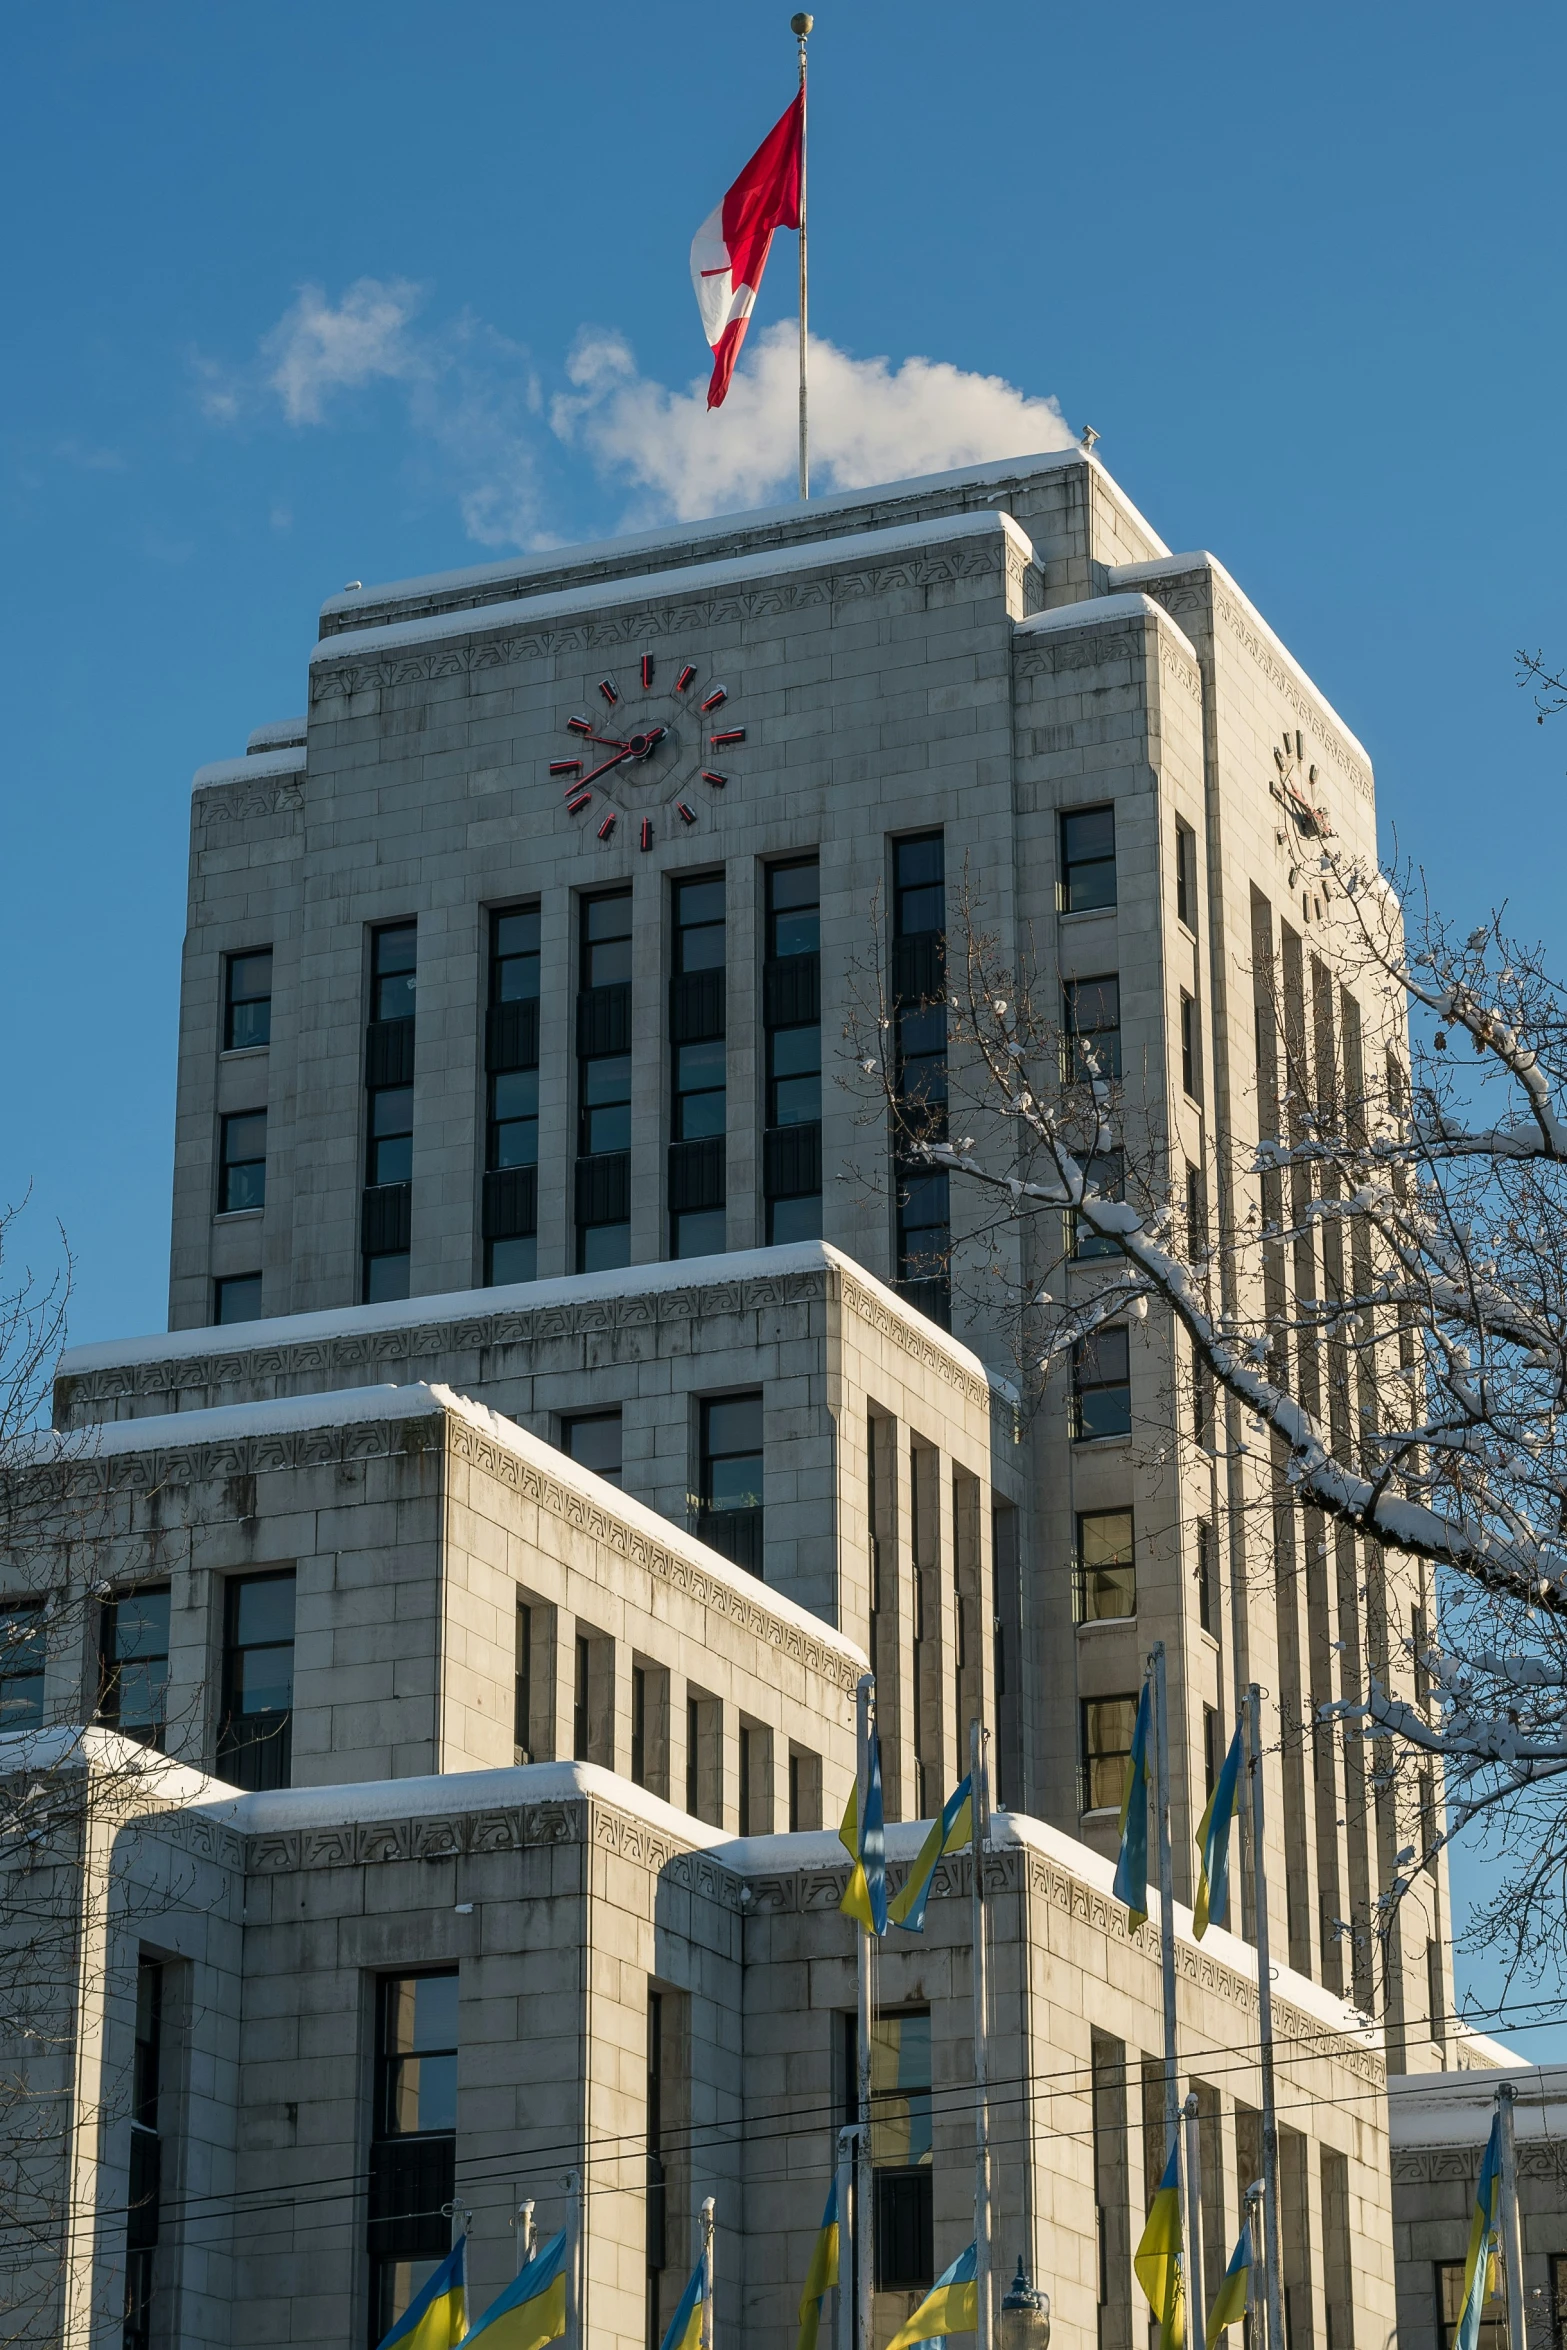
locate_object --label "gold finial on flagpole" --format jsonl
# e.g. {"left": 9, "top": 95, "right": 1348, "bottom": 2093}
{"left": 793, "top": 14, "right": 811, "bottom": 500}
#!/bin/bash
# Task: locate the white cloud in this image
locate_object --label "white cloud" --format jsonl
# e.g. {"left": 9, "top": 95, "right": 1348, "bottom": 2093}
{"left": 551, "top": 321, "right": 1076, "bottom": 522}
{"left": 262, "top": 277, "right": 426, "bottom": 425}
{"left": 212, "top": 279, "right": 1075, "bottom": 548}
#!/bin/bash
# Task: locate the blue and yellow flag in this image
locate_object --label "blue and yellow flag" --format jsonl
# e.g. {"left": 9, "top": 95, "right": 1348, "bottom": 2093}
{"left": 889, "top": 1775, "right": 973, "bottom": 1932}
{"left": 460, "top": 2230, "right": 567, "bottom": 2350}
{"left": 377, "top": 2238, "right": 467, "bottom": 2350}
{"left": 838, "top": 1732, "right": 888, "bottom": 1935}
{"left": 1454, "top": 2114, "right": 1503, "bottom": 2350}
{"left": 886, "top": 2241, "right": 978, "bottom": 2350}
{"left": 796, "top": 2177, "right": 840, "bottom": 2350}
{"left": 658, "top": 2251, "right": 707, "bottom": 2350}
{"left": 1113, "top": 1681, "right": 1153, "bottom": 1931}
{"left": 1204, "top": 2217, "right": 1252, "bottom": 2347}
{"left": 1134, "top": 2139, "right": 1185, "bottom": 2350}
{"left": 1194, "top": 1725, "right": 1243, "bottom": 1941}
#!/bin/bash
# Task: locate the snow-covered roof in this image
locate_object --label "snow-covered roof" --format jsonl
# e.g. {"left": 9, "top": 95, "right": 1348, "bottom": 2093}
{"left": 191, "top": 743, "right": 306, "bottom": 794}
{"left": 57, "top": 1239, "right": 1019, "bottom": 1406}
{"left": 245, "top": 716, "right": 307, "bottom": 753}
{"left": 311, "top": 510, "right": 1037, "bottom": 671}
{"left": 316, "top": 445, "right": 1164, "bottom": 628}
{"left": 1388, "top": 2062, "right": 1558, "bottom": 2141}
{"left": 1015, "top": 591, "right": 1199, "bottom": 666}
{"left": 27, "top": 1377, "right": 872, "bottom": 1676}
{"left": 1107, "top": 551, "right": 1373, "bottom": 778}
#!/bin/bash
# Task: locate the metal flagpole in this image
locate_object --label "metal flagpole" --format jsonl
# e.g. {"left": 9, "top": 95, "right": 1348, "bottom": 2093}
{"left": 836, "top": 2123, "right": 860, "bottom": 2350}
{"left": 1245, "top": 1687, "right": 1285, "bottom": 2350}
{"left": 700, "top": 2196, "right": 716, "bottom": 2350}
{"left": 564, "top": 2170, "right": 582, "bottom": 2349}
{"left": 855, "top": 1674, "right": 875, "bottom": 2350}
{"left": 516, "top": 2196, "right": 535, "bottom": 2275}
{"left": 971, "top": 1719, "right": 992, "bottom": 2350}
{"left": 1150, "top": 1644, "right": 1186, "bottom": 2347}
{"left": 791, "top": 12, "right": 812, "bottom": 499}
{"left": 1182, "top": 2093, "right": 1205, "bottom": 2347}
{"left": 1496, "top": 2084, "right": 1526, "bottom": 2350}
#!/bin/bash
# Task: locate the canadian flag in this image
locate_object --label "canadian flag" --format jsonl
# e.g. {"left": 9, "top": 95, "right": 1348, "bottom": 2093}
{"left": 689, "top": 94, "right": 803, "bottom": 410}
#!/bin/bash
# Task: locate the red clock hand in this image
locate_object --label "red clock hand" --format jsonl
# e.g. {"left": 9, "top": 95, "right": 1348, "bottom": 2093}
{"left": 576, "top": 746, "right": 637, "bottom": 788}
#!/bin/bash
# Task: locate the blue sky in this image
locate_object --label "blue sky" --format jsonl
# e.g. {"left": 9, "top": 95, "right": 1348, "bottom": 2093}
{"left": 3, "top": 1, "right": 1565, "bottom": 2051}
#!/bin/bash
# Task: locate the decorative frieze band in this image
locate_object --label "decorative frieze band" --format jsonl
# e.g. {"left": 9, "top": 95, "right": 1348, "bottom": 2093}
{"left": 1392, "top": 2142, "right": 1567, "bottom": 2185}
{"left": 192, "top": 776, "right": 305, "bottom": 827}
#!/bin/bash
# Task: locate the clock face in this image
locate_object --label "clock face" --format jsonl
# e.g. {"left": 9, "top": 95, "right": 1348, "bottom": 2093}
{"left": 551, "top": 655, "right": 745, "bottom": 850}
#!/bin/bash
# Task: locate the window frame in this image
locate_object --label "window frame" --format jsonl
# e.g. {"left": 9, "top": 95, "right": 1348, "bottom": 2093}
{"left": 0, "top": 1599, "right": 46, "bottom": 1732}
{"left": 97, "top": 1584, "right": 172, "bottom": 1750}
{"left": 224, "top": 948, "right": 273, "bottom": 1052}
{"left": 218, "top": 1109, "right": 268, "bottom": 1214}
{"left": 1074, "top": 1509, "right": 1135, "bottom": 1623}
{"left": 1062, "top": 975, "right": 1123, "bottom": 1084}
{"left": 561, "top": 1411, "right": 624, "bottom": 1489}
{"left": 1059, "top": 805, "right": 1118, "bottom": 915}
{"left": 217, "top": 1568, "right": 296, "bottom": 1791}
{"left": 1081, "top": 1693, "right": 1139, "bottom": 1813}
{"left": 1071, "top": 1326, "right": 1132, "bottom": 1442}
{"left": 214, "top": 1272, "right": 262, "bottom": 1326}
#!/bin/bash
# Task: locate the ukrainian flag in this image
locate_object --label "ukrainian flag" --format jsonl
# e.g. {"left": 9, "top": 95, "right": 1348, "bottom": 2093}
{"left": 460, "top": 2229, "right": 567, "bottom": 2350}
{"left": 1113, "top": 1681, "right": 1153, "bottom": 1931}
{"left": 886, "top": 2240, "right": 978, "bottom": 2350}
{"left": 1134, "top": 2139, "right": 1185, "bottom": 2350}
{"left": 1454, "top": 2114, "right": 1503, "bottom": 2350}
{"left": 889, "top": 1775, "right": 973, "bottom": 1933}
{"left": 1194, "top": 1725, "right": 1243, "bottom": 1941}
{"left": 658, "top": 2252, "right": 707, "bottom": 2350}
{"left": 1204, "top": 2216, "right": 1252, "bottom": 2347}
{"left": 376, "top": 2238, "right": 467, "bottom": 2350}
{"left": 796, "top": 2177, "right": 840, "bottom": 2350}
{"left": 838, "top": 1731, "right": 888, "bottom": 1936}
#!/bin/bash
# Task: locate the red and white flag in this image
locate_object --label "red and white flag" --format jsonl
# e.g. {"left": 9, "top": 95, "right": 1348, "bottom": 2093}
{"left": 689, "top": 94, "right": 803, "bottom": 410}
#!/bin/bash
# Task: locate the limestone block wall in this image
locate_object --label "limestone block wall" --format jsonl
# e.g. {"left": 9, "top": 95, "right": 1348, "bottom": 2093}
{"left": 1389, "top": 2067, "right": 1566, "bottom": 2350}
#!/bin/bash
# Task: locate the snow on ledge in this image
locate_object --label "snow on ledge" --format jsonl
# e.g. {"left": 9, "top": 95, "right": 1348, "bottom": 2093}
{"left": 310, "top": 511, "right": 1038, "bottom": 670}
{"left": 27, "top": 1378, "right": 871, "bottom": 1676}
{"left": 1014, "top": 591, "right": 1198, "bottom": 666}
{"left": 58, "top": 1240, "right": 1019, "bottom": 1407}
{"left": 191, "top": 744, "right": 306, "bottom": 794}
{"left": 1107, "top": 551, "right": 1373, "bottom": 776}
{"left": 246, "top": 716, "right": 307, "bottom": 753}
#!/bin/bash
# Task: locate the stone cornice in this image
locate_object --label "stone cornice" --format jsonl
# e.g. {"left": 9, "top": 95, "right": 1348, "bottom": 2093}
{"left": 1393, "top": 2142, "right": 1567, "bottom": 2184}
{"left": 309, "top": 540, "right": 1022, "bottom": 705}
{"left": 192, "top": 774, "right": 305, "bottom": 827}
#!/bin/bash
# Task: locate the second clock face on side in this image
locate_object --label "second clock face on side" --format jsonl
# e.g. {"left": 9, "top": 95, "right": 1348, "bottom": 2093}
{"left": 550, "top": 655, "right": 746, "bottom": 850}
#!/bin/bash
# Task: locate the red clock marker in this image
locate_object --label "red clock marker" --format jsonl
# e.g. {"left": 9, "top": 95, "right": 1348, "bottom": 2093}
{"left": 567, "top": 716, "right": 593, "bottom": 737}
{"left": 675, "top": 803, "right": 697, "bottom": 825}
{"left": 550, "top": 760, "right": 582, "bottom": 778}
{"left": 699, "top": 685, "right": 728, "bottom": 713}
{"left": 598, "top": 679, "right": 618, "bottom": 706}
{"left": 597, "top": 813, "right": 617, "bottom": 840}
{"left": 566, "top": 791, "right": 592, "bottom": 813}
{"left": 701, "top": 770, "right": 727, "bottom": 789}
{"left": 640, "top": 654, "right": 654, "bottom": 690}
{"left": 674, "top": 664, "right": 696, "bottom": 693}
{"left": 640, "top": 818, "right": 653, "bottom": 850}
{"left": 709, "top": 728, "right": 745, "bottom": 748}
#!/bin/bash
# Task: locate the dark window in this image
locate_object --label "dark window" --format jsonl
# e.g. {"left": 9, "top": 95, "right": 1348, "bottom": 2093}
{"left": 213, "top": 1272, "right": 262, "bottom": 1325}
{"left": 1063, "top": 976, "right": 1122, "bottom": 1083}
{"left": 1195, "top": 1520, "right": 1215, "bottom": 1634}
{"left": 671, "top": 878, "right": 727, "bottom": 1258}
{"left": 370, "top": 1973, "right": 459, "bottom": 2346}
{"left": 124, "top": 1958, "right": 163, "bottom": 2350}
{"left": 893, "top": 835, "right": 945, "bottom": 939}
{"left": 1074, "top": 1510, "right": 1135, "bottom": 1623}
{"left": 1081, "top": 1694, "right": 1138, "bottom": 1812}
{"left": 893, "top": 837, "right": 948, "bottom": 1319}
{"left": 492, "top": 906, "right": 540, "bottom": 1003}
{"left": 225, "top": 949, "right": 273, "bottom": 1051}
{"left": 1193, "top": 1343, "right": 1216, "bottom": 1454}
{"left": 578, "top": 893, "right": 633, "bottom": 1272}
{"left": 217, "top": 1571, "right": 295, "bottom": 1790}
{"left": 765, "top": 859, "right": 822, "bottom": 1245}
{"left": 573, "top": 1636, "right": 590, "bottom": 1762}
{"left": 871, "top": 2008, "right": 933, "bottom": 2291}
{"left": 1073, "top": 1150, "right": 1125, "bottom": 1259}
{"left": 1181, "top": 991, "right": 1202, "bottom": 1100}
{"left": 372, "top": 923, "right": 418, "bottom": 1023}
{"left": 674, "top": 876, "right": 725, "bottom": 973}
{"left": 368, "top": 1086, "right": 414, "bottom": 1189}
{"left": 1060, "top": 806, "right": 1117, "bottom": 914}
{"left": 1072, "top": 1326, "right": 1131, "bottom": 1441}
{"left": 563, "top": 1412, "right": 623, "bottom": 1489}
{"left": 1175, "top": 820, "right": 1197, "bottom": 933}
{"left": 0, "top": 1603, "right": 45, "bottom": 1731}
{"left": 98, "top": 1587, "right": 170, "bottom": 1749}
{"left": 696, "top": 1393, "right": 763, "bottom": 1574}
{"left": 632, "top": 1665, "right": 648, "bottom": 1788}
{"left": 1437, "top": 2261, "right": 1506, "bottom": 2350}
{"left": 1186, "top": 1161, "right": 1207, "bottom": 1258}
{"left": 364, "top": 1249, "right": 410, "bottom": 1306}
{"left": 219, "top": 1110, "right": 267, "bottom": 1213}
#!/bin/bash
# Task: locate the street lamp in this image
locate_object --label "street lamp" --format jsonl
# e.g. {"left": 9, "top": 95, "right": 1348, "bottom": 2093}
{"left": 998, "top": 2258, "right": 1051, "bottom": 2350}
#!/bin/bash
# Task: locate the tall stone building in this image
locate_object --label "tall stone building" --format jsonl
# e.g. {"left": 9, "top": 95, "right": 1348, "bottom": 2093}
{"left": 4, "top": 446, "right": 1513, "bottom": 2350}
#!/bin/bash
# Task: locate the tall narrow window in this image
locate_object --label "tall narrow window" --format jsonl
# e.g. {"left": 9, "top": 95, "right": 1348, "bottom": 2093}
{"left": 364, "top": 923, "right": 416, "bottom": 1303}
{"left": 573, "top": 1635, "right": 591, "bottom": 1762}
{"left": 1175, "top": 819, "right": 1197, "bottom": 933}
{"left": 763, "top": 858, "right": 822, "bottom": 1243}
{"left": 484, "top": 907, "right": 540, "bottom": 1286}
{"left": 124, "top": 1958, "right": 164, "bottom": 2350}
{"left": 562, "top": 1411, "right": 623, "bottom": 1488}
{"left": 1060, "top": 806, "right": 1117, "bottom": 912}
{"left": 217, "top": 1570, "right": 295, "bottom": 1790}
{"left": 1074, "top": 1510, "right": 1135, "bottom": 1623}
{"left": 98, "top": 1587, "right": 170, "bottom": 1750}
{"left": 1081, "top": 1694, "right": 1139, "bottom": 1812}
{"left": 1181, "top": 991, "right": 1202, "bottom": 1101}
{"left": 577, "top": 892, "right": 633, "bottom": 1271}
{"left": 695, "top": 1393, "right": 763, "bottom": 1573}
{"left": 892, "top": 835, "right": 948, "bottom": 1324}
{"left": 1072, "top": 1327, "right": 1131, "bottom": 1441}
{"left": 646, "top": 1991, "right": 667, "bottom": 2350}
{"left": 219, "top": 1110, "right": 267, "bottom": 1213}
{"left": 1195, "top": 1520, "right": 1215, "bottom": 1634}
{"left": 1063, "top": 976, "right": 1122, "bottom": 1083}
{"left": 0, "top": 1602, "right": 45, "bottom": 1731}
{"left": 871, "top": 2008, "right": 934, "bottom": 2292}
{"left": 369, "top": 1973, "right": 458, "bottom": 2347}
{"left": 1073, "top": 1150, "right": 1125, "bottom": 1259}
{"left": 213, "top": 1271, "right": 262, "bottom": 1326}
{"left": 224, "top": 949, "right": 273, "bottom": 1051}
{"left": 669, "top": 876, "right": 727, "bottom": 1258}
